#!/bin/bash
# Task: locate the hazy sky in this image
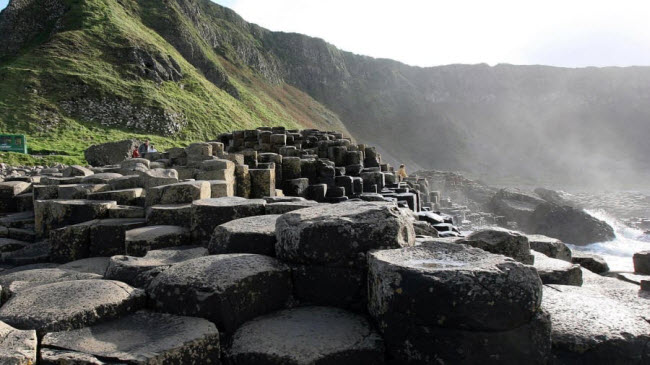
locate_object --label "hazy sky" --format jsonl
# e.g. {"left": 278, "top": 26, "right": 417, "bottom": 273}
{"left": 2, "top": 0, "right": 649, "bottom": 67}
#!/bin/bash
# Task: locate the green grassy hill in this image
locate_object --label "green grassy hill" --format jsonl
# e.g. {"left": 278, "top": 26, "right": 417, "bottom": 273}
{"left": 0, "top": 0, "right": 348, "bottom": 163}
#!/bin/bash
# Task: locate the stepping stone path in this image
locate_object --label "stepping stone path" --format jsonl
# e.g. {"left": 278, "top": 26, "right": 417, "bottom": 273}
{"left": 148, "top": 254, "right": 291, "bottom": 333}
{"left": 40, "top": 311, "right": 220, "bottom": 364}
{"left": 227, "top": 306, "right": 385, "bottom": 364}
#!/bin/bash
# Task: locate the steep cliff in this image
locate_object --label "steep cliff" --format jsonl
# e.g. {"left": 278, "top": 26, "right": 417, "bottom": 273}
{"left": 2, "top": 0, "right": 650, "bottom": 187}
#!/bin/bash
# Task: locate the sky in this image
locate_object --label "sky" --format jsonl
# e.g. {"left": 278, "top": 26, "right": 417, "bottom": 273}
{"left": 2, "top": 0, "right": 649, "bottom": 67}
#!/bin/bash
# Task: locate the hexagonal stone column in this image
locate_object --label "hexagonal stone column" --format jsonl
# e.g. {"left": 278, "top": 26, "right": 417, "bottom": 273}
{"left": 40, "top": 311, "right": 220, "bottom": 364}
{"left": 191, "top": 197, "right": 265, "bottom": 244}
{"left": 227, "top": 307, "right": 384, "bottom": 364}
{"left": 209, "top": 214, "right": 279, "bottom": 256}
{"left": 147, "top": 254, "right": 291, "bottom": 333}
{"left": 125, "top": 225, "right": 190, "bottom": 256}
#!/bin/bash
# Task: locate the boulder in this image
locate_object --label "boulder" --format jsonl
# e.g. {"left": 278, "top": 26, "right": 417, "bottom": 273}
{"left": 227, "top": 307, "right": 384, "bottom": 364}
{"left": 191, "top": 197, "right": 266, "bottom": 244}
{"left": 62, "top": 165, "right": 94, "bottom": 177}
{"left": 528, "top": 203, "right": 615, "bottom": 245}
{"left": 526, "top": 234, "right": 572, "bottom": 261}
{"left": 146, "top": 181, "right": 210, "bottom": 206}
{"left": 457, "top": 227, "right": 533, "bottom": 264}
{"left": 148, "top": 254, "right": 291, "bottom": 333}
{"left": 543, "top": 284, "right": 650, "bottom": 364}
{"left": 0, "top": 268, "right": 102, "bottom": 299}
{"left": 275, "top": 201, "right": 415, "bottom": 265}
{"left": 489, "top": 188, "right": 545, "bottom": 225}
{"left": 0, "top": 280, "right": 145, "bottom": 335}
{"left": 368, "top": 241, "right": 542, "bottom": 331}
{"left": 531, "top": 251, "right": 582, "bottom": 286}
{"left": 209, "top": 214, "right": 279, "bottom": 256}
{"left": 125, "top": 225, "right": 190, "bottom": 257}
{"left": 35, "top": 199, "right": 116, "bottom": 237}
{"left": 84, "top": 140, "right": 139, "bottom": 167}
{"left": 105, "top": 246, "right": 208, "bottom": 288}
{"left": 572, "top": 252, "right": 610, "bottom": 273}
{"left": 633, "top": 250, "right": 650, "bottom": 274}
{"left": 0, "top": 321, "right": 37, "bottom": 364}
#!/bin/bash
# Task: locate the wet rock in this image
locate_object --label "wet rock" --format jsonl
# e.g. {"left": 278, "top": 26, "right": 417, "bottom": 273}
{"left": 526, "top": 234, "right": 572, "bottom": 261}
{"left": 528, "top": 203, "right": 615, "bottom": 245}
{"left": 0, "top": 268, "right": 102, "bottom": 299}
{"left": 276, "top": 201, "right": 415, "bottom": 265}
{"left": 125, "top": 225, "right": 190, "bottom": 256}
{"left": 105, "top": 246, "right": 207, "bottom": 288}
{"left": 145, "top": 181, "right": 210, "bottom": 206}
{"left": 543, "top": 284, "right": 650, "bottom": 364}
{"left": 0, "top": 320, "right": 37, "bottom": 364}
{"left": 227, "top": 306, "right": 384, "bottom": 365}
{"left": 572, "top": 252, "right": 610, "bottom": 273}
{"left": 368, "top": 241, "right": 542, "bottom": 331}
{"left": 633, "top": 250, "right": 650, "bottom": 274}
{"left": 531, "top": 251, "right": 582, "bottom": 286}
{"left": 40, "top": 311, "right": 219, "bottom": 364}
{"left": 0, "top": 280, "right": 145, "bottom": 335}
{"left": 191, "top": 197, "right": 266, "bottom": 244}
{"left": 209, "top": 214, "right": 279, "bottom": 256}
{"left": 457, "top": 227, "right": 533, "bottom": 264}
{"left": 84, "top": 140, "right": 139, "bottom": 167}
{"left": 148, "top": 254, "right": 291, "bottom": 333}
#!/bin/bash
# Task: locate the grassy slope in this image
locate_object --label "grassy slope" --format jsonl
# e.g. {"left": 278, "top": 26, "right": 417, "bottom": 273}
{"left": 0, "top": 0, "right": 345, "bottom": 165}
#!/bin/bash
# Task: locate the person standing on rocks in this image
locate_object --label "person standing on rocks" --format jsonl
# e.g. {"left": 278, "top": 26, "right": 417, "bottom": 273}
{"left": 398, "top": 164, "right": 408, "bottom": 182}
{"left": 138, "top": 140, "right": 150, "bottom": 157}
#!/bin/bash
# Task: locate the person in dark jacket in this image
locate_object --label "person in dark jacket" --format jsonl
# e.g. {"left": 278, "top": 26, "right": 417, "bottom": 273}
{"left": 138, "top": 140, "right": 149, "bottom": 156}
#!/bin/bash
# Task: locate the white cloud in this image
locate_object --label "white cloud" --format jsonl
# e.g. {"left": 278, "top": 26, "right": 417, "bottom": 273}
{"left": 213, "top": 0, "right": 650, "bottom": 67}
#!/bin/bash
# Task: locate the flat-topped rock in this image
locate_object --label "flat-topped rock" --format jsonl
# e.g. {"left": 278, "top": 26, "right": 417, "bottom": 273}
{"left": 227, "top": 306, "right": 384, "bottom": 365}
{"left": 0, "top": 181, "right": 31, "bottom": 213}
{"left": 146, "top": 181, "right": 210, "bottom": 206}
{"left": 572, "top": 252, "right": 610, "bottom": 273}
{"left": 146, "top": 204, "right": 192, "bottom": 227}
{"left": 633, "top": 250, "right": 650, "bottom": 274}
{"left": 368, "top": 241, "right": 542, "bottom": 331}
{"left": 57, "top": 183, "right": 107, "bottom": 199}
{"left": 526, "top": 234, "right": 572, "bottom": 261}
{"left": 58, "top": 257, "right": 111, "bottom": 275}
{"left": 0, "top": 321, "right": 37, "bottom": 364}
{"left": 125, "top": 225, "right": 190, "bottom": 256}
{"left": 531, "top": 251, "right": 582, "bottom": 286}
{"left": 108, "top": 205, "right": 145, "bottom": 219}
{"left": 0, "top": 238, "right": 29, "bottom": 253}
{"left": 148, "top": 254, "right": 291, "bottom": 333}
{"left": 0, "top": 268, "right": 102, "bottom": 299}
{"left": 140, "top": 168, "right": 179, "bottom": 189}
{"left": 209, "top": 214, "right": 279, "bottom": 256}
{"left": 543, "top": 284, "right": 650, "bottom": 364}
{"left": 40, "top": 311, "right": 220, "bottom": 364}
{"left": 105, "top": 246, "right": 208, "bottom": 288}
{"left": 80, "top": 173, "right": 123, "bottom": 184}
{"left": 275, "top": 201, "right": 415, "bottom": 265}
{"left": 265, "top": 200, "right": 321, "bottom": 214}
{"left": 458, "top": 227, "right": 533, "bottom": 264}
{"left": 191, "top": 197, "right": 266, "bottom": 244}
{"left": 0, "top": 280, "right": 145, "bottom": 335}
{"left": 87, "top": 188, "right": 144, "bottom": 205}
{"left": 35, "top": 199, "right": 116, "bottom": 237}
{"left": 1, "top": 241, "right": 50, "bottom": 266}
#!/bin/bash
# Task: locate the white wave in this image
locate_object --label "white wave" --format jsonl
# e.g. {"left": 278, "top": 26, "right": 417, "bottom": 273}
{"left": 569, "top": 209, "right": 650, "bottom": 272}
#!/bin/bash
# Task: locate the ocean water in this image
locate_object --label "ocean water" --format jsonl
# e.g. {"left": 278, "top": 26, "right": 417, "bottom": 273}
{"left": 568, "top": 209, "right": 650, "bottom": 272}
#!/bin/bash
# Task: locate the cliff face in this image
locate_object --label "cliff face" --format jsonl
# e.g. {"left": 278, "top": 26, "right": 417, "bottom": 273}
{"left": 2, "top": 0, "right": 650, "bottom": 186}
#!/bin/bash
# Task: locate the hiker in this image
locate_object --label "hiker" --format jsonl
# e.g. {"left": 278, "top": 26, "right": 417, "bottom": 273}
{"left": 131, "top": 148, "right": 140, "bottom": 158}
{"left": 397, "top": 164, "right": 408, "bottom": 182}
{"left": 138, "top": 139, "right": 149, "bottom": 156}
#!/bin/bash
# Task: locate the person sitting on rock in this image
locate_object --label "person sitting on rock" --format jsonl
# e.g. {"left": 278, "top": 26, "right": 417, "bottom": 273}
{"left": 398, "top": 164, "right": 408, "bottom": 182}
{"left": 138, "top": 139, "right": 149, "bottom": 156}
{"left": 131, "top": 148, "right": 140, "bottom": 158}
